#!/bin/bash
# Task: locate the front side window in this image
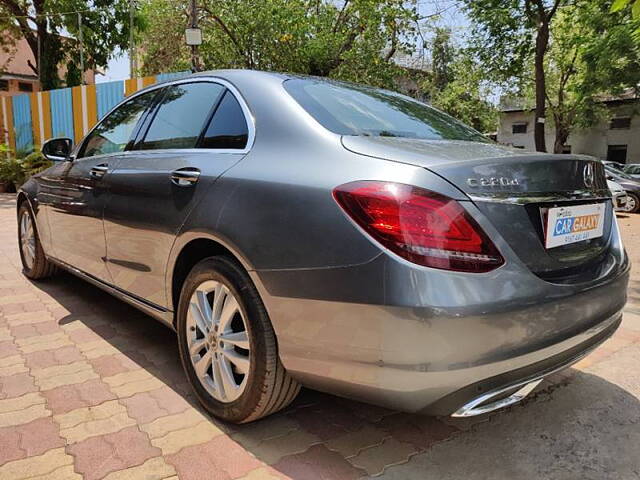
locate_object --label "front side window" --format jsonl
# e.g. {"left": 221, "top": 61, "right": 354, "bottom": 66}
{"left": 79, "top": 91, "right": 157, "bottom": 159}
{"left": 283, "top": 78, "right": 489, "bottom": 142}
{"left": 200, "top": 90, "right": 249, "bottom": 149}
{"left": 139, "top": 82, "right": 224, "bottom": 150}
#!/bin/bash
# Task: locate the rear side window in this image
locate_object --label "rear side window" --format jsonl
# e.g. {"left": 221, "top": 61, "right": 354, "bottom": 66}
{"left": 200, "top": 91, "right": 249, "bottom": 149}
{"left": 284, "top": 78, "right": 489, "bottom": 142}
{"left": 140, "top": 82, "right": 224, "bottom": 150}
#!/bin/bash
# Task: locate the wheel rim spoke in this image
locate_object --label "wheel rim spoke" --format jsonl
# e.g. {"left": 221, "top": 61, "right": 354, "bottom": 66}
{"left": 187, "top": 279, "right": 251, "bottom": 403}
{"left": 189, "top": 337, "right": 207, "bottom": 356}
{"left": 221, "top": 349, "right": 250, "bottom": 375}
{"left": 220, "top": 331, "right": 249, "bottom": 349}
{"left": 218, "top": 293, "right": 239, "bottom": 333}
{"left": 218, "top": 355, "right": 239, "bottom": 398}
{"left": 193, "top": 350, "right": 212, "bottom": 379}
{"left": 189, "top": 300, "right": 210, "bottom": 335}
{"left": 20, "top": 212, "right": 35, "bottom": 268}
{"left": 211, "top": 283, "right": 226, "bottom": 325}
{"left": 211, "top": 353, "right": 227, "bottom": 400}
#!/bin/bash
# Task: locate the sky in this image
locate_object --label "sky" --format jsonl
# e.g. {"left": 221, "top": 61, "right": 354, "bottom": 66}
{"left": 96, "top": 0, "right": 469, "bottom": 83}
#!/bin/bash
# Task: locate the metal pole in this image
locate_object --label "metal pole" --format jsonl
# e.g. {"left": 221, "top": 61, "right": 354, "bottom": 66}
{"left": 77, "top": 13, "right": 85, "bottom": 85}
{"left": 37, "top": 29, "right": 41, "bottom": 87}
{"left": 129, "top": 0, "right": 136, "bottom": 76}
{"left": 190, "top": 0, "right": 199, "bottom": 72}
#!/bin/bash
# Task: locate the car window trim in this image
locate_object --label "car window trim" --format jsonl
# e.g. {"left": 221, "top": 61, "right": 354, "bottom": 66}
{"left": 194, "top": 88, "right": 228, "bottom": 148}
{"left": 125, "top": 87, "right": 168, "bottom": 151}
{"left": 74, "top": 86, "right": 166, "bottom": 160}
{"left": 195, "top": 89, "right": 250, "bottom": 151}
{"left": 134, "top": 81, "right": 226, "bottom": 152}
{"left": 130, "top": 77, "right": 255, "bottom": 155}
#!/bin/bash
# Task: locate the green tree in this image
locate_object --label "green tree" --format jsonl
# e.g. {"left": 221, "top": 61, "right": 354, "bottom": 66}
{"left": 431, "top": 27, "right": 454, "bottom": 92}
{"left": 139, "top": 0, "right": 419, "bottom": 88}
{"left": 0, "top": 1, "right": 142, "bottom": 89}
{"left": 461, "top": 0, "right": 569, "bottom": 152}
{"left": 429, "top": 49, "right": 498, "bottom": 134}
{"left": 544, "top": 2, "right": 640, "bottom": 152}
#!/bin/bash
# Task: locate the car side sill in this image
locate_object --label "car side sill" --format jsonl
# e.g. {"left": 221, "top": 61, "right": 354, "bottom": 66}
{"left": 48, "top": 257, "right": 176, "bottom": 331}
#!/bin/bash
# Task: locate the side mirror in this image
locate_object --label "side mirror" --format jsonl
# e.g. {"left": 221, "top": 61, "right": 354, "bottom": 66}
{"left": 42, "top": 137, "right": 73, "bottom": 162}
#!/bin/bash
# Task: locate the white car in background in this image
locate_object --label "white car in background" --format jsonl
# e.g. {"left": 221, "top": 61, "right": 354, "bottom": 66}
{"left": 608, "top": 179, "right": 628, "bottom": 212}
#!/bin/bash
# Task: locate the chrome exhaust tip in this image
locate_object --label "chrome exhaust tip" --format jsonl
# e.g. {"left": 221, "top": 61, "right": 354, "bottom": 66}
{"left": 451, "top": 378, "right": 544, "bottom": 418}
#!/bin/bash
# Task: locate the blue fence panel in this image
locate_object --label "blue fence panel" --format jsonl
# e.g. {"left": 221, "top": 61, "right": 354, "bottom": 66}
{"left": 156, "top": 71, "right": 190, "bottom": 83}
{"left": 97, "top": 80, "right": 124, "bottom": 119}
{"left": 12, "top": 94, "right": 33, "bottom": 154}
{"left": 50, "top": 88, "right": 75, "bottom": 140}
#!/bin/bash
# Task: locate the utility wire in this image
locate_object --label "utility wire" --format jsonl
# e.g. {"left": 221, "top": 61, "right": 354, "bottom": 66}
{"left": 0, "top": 8, "right": 110, "bottom": 21}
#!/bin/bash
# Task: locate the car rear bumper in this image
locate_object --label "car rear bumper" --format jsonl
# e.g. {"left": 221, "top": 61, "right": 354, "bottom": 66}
{"left": 252, "top": 247, "right": 629, "bottom": 415}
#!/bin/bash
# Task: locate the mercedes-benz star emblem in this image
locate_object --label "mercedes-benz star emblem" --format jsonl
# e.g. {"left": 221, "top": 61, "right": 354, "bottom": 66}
{"left": 583, "top": 163, "right": 595, "bottom": 188}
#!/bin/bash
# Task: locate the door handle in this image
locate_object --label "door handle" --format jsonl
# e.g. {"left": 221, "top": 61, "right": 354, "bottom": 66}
{"left": 171, "top": 168, "right": 201, "bottom": 187}
{"left": 90, "top": 164, "right": 109, "bottom": 179}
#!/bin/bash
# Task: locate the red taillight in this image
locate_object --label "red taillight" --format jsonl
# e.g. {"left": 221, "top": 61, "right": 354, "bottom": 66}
{"left": 333, "top": 181, "right": 504, "bottom": 273}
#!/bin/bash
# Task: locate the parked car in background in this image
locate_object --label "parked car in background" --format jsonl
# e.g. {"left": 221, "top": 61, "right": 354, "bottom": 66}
{"left": 16, "top": 70, "right": 629, "bottom": 423}
{"left": 623, "top": 163, "right": 640, "bottom": 180}
{"left": 604, "top": 161, "right": 625, "bottom": 171}
{"left": 605, "top": 165, "right": 640, "bottom": 213}
{"left": 608, "top": 179, "right": 628, "bottom": 212}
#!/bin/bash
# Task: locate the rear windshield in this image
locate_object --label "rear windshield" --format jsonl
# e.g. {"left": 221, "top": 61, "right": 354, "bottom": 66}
{"left": 284, "top": 78, "right": 489, "bottom": 142}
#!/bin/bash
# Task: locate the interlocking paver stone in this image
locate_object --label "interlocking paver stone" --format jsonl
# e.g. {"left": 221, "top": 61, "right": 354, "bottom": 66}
{"left": 0, "top": 193, "right": 639, "bottom": 480}
{"left": 68, "top": 426, "right": 161, "bottom": 480}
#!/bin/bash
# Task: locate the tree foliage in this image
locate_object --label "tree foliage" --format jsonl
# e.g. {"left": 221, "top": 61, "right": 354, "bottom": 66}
{"left": 530, "top": 1, "right": 640, "bottom": 152}
{"left": 461, "top": 0, "right": 569, "bottom": 152}
{"left": 0, "top": 0, "right": 142, "bottom": 89}
{"left": 429, "top": 50, "right": 498, "bottom": 134}
{"left": 139, "top": 0, "right": 419, "bottom": 88}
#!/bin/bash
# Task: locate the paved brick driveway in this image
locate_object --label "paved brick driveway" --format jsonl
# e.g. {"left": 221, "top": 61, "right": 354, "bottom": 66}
{"left": 1, "top": 193, "right": 639, "bottom": 479}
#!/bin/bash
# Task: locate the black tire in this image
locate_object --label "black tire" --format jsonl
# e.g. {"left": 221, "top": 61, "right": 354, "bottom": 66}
{"left": 626, "top": 192, "right": 640, "bottom": 214}
{"left": 176, "top": 256, "right": 300, "bottom": 423}
{"left": 17, "top": 203, "right": 57, "bottom": 280}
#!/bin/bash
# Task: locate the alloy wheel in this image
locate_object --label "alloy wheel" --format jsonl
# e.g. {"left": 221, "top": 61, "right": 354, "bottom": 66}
{"left": 625, "top": 194, "right": 637, "bottom": 213}
{"left": 19, "top": 211, "right": 36, "bottom": 269}
{"left": 186, "top": 280, "right": 251, "bottom": 403}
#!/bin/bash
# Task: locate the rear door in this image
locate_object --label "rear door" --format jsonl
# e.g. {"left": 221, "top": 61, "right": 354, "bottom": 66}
{"left": 46, "top": 89, "right": 159, "bottom": 281}
{"left": 102, "top": 80, "right": 252, "bottom": 308}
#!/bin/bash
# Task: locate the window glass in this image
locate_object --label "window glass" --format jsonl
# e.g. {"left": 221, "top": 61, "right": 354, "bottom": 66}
{"left": 80, "top": 91, "right": 157, "bottom": 158}
{"left": 200, "top": 91, "right": 249, "bottom": 149}
{"left": 140, "top": 82, "right": 224, "bottom": 150}
{"left": 512, "top": 123, "right": 527, "bottom": 134}
{"left": 610, "top": 117, "right": 631, "bottom": 130}
{"left": 0, "top": 80, "right": 8, "bottom": 91}
{"left": 283, "top": 78, "right": 489, "bottom": 142}
{"left": 18, "top": 82, "right": 33, "bottom": 92}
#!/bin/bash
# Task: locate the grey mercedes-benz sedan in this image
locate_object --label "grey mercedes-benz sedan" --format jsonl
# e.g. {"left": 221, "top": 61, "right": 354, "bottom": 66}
{"left": 17, "top": 70, "right": 629, "bottom": 423}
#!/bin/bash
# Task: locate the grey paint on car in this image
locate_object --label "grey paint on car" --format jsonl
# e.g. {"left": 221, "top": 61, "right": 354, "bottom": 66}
{"left": 19, "top": 69, "right": 629, "bottom": 419}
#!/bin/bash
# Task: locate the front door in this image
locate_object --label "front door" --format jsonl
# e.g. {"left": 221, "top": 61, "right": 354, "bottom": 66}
{"left": 103, "top": 81, "right": 252, "bottom": 308}
{"left": 45, "top": 155, "right": 121, "bottom": 280}
{"left": 46, "top": 89, "right": 159, "bottom": 281}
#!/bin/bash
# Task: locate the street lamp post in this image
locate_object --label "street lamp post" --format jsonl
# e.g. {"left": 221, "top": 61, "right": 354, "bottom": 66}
{"left": 186, "top": 0, "right": 203, "bottom": 72}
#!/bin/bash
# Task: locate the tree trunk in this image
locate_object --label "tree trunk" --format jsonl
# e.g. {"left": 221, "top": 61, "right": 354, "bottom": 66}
{"left": 534, "top": 19, "right": 550, "bottom": 153}
{"left": 36, "top": 21, "right": 59, "bottom": 90}
{"left": 553, "top": 124, "right": 570, "bottom": 154}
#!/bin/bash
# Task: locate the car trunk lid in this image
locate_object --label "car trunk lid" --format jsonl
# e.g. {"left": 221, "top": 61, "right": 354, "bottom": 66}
{"left": 341, "top": 136, "right": 614, "bottom": 281}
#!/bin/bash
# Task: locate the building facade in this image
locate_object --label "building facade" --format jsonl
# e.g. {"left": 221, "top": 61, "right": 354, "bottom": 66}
{"left": 497, "top": 97, "right": 640, "bottom": 164}
{"left": 0, "top": 33, "right": 95, "bottom": 97}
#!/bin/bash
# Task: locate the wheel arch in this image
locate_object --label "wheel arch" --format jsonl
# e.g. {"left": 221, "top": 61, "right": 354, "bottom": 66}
{"left": 166, "top": 232, "right": 256, "bottom": 323}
